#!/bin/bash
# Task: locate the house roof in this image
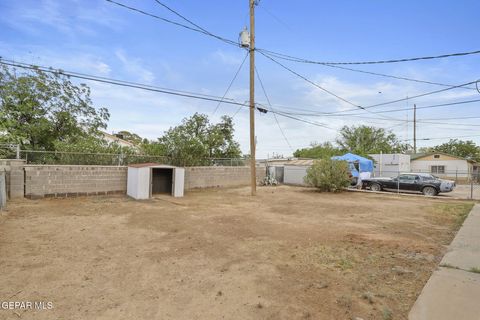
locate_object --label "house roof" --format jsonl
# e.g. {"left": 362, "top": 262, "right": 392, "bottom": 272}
{"left": 410, "top": 152, "right": 477, "bottom": 163}
{"left": 101, "top": 131, "right": 137, "bottom": 148}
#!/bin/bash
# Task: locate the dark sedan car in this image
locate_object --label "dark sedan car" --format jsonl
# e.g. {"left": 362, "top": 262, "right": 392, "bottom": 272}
{"left": 361, "top": 173, "right": 455, "bottom": 196}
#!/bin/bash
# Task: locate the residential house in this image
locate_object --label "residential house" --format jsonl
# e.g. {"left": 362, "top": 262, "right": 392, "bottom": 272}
{"left": 101, "top": 131, "right": 139, "bottom": 150}
{"left": 410, "top": 152, "right": 477, "bottom": 181}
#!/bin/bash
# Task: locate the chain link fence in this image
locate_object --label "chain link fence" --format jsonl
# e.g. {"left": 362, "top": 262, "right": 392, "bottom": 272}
{"left": 0, "top": 146, "right": 249, "bottom": 167}
{"left": 372, "top": 169, "right": 480, "bottom": 200}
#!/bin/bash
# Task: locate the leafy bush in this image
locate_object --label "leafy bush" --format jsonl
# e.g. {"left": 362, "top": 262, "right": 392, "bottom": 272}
{"left": 304, "top": 158, "right": 351, "bottom": 192}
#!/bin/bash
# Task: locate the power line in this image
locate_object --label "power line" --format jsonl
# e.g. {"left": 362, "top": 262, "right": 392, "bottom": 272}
{"left": 212, "top": 51, "right": 249, "bottom": 115}
{"left": 0, "top": 58, "right": 342, "bottom": 132}
{"left": 0, "top": 58, "right": 249, "bottom": 108}
{"left": 105, "top": 0, "right": 238, "bottom": 47}
{"left": 401, "top": 134, "right": 480, "bottom": 142}
{"left": 257, "top": 47, "right": 480, "bottom": 65}
{"left": 258, "top": 50, "right": 363, "bottom": 109}
{"left": 421, "top": 115, "right": 480, "bottom": 121}
{"left": 275, "top": 99, "right": 480, "bottom": 125}
{"left": 257, "top": 4, "right": 293, "bottom": 32}
{"left": 254, "top": 65, "right": 294, "bottom": 152}
{"left": 363, "top": 81, "right": 478, "bottom": 109}
{"left": 108, "top": 0, "right": 479, "bottom": 98}
{"left": 108, "top": 0, "right": 480, "bottom": 69}
{"left": 320, "top": 81, "right": 479, "bottom": 116}
{"left": 259, "top": 51, "right": 406, "bottom": 122}
{"left": 270, "top": 110, "right": 336, "bottom": 131}
{"left": 258, "top": 49, "right": 477, "bottom": 90}
{"left": 317, "top": 63, "right": 476, "bottom": 90}
{"left": 322, "top": 98, "right": 480, "bottom": 116}
{"left": 106, "top": 0, "right": 480, "bottom": 115}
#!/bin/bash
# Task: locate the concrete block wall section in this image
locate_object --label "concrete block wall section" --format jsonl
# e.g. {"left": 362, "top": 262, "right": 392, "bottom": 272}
{"left": 184, "top": 166, "right": 266, "bottom": 190}
{"left": 0, "top": 161, "right": 268, "bottom": 199}
{"left": 0, "top": 159, "right": 26, "bottom": 199}
{"left": 24, "top": 165, "right": 127, "bottom": 199}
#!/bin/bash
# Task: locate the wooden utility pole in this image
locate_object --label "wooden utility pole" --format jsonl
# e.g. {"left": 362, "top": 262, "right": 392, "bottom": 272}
{"left": 413, "top": 104, "right": 417, "bottom": 153}
{"left": 249, "top": 0, "right": 256, "bottom": 195}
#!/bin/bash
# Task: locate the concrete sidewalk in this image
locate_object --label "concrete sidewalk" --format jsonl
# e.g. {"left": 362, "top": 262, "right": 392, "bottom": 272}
{"left": 409, "top": 204, "right": 480, "bottom": 320}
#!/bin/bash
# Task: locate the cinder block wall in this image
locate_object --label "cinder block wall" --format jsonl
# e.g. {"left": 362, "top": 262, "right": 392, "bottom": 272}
{"left": 18, "top": 164, "right": 266, "bottom": 198}
{"left": 185, "top": 166, "right": 266, "bottom": 190}
{"left": 24, "top": 165, "right": 127, "bottom": 198}
{"left": 0, "top": 159, "right": 26, "bottom": 199}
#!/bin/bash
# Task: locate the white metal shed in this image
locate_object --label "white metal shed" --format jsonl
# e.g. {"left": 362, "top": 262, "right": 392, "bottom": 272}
{"left": 127, "top": 163, "right": 184, "bottom": 199}
{"left": 283, "top": 159, "right": 314, "bottom": 186}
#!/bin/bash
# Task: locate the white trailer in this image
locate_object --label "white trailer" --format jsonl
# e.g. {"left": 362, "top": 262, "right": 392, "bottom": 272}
{"left": 369, "top": 154, "right": 411, "bottom": 177}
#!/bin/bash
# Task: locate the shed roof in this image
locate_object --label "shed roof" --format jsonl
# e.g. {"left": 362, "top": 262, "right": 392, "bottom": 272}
{"left": 128, "top": 163, "right": 177, "bottom": 168}
{"left": 283, "top": 159, "right": 314, "bottom": 166}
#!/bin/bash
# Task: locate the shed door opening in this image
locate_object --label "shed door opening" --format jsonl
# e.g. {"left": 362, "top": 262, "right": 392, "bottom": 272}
{"left": 151, "top": 168, "right": 173, "bottom": 195}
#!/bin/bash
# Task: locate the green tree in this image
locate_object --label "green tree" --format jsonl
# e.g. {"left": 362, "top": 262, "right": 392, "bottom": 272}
{"left": 336, "top": 125, "right": 407, "bottom": 155}
{"left": 304, "top": 158, "right": 351, "bottom": 192}
{"left": 158, "top": 113, "right": 241, "bottom": 166}
{"left": 140, "top": 140, "right": 166, "bottom": 156}
{"left": 294, "top": 142, "right": 341, "bottom": 159}
{"left": 422, "top": 139, "right": 480, "bottom": 162}
{"left": 0, "top": 65, "right": 109, "bottom": 150}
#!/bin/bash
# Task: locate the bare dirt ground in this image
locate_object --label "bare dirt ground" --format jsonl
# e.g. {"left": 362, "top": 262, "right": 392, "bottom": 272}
{"left": 0, "top": 186, "right": 474, "bottom": 320}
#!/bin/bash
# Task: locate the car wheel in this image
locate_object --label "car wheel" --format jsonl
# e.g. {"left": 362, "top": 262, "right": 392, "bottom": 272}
{"left": 422, "top": 186, "right": 438, "bottom": 196}
{"left": 370, "top": 183, "right": 382, "bottom": 192}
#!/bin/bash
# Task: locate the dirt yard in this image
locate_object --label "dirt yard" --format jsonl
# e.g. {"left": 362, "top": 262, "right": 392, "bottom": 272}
{"left": 0, "top": 186, "right": 474, "bottom": 320}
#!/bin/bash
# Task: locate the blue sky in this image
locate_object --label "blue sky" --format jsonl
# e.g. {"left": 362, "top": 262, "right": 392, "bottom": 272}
{"left": 1, "top": 0, "right": 479, "bottom": 157}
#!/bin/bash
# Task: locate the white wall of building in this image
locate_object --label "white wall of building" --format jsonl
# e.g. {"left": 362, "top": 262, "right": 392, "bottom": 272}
{"left": 370, "top": 154, "right": 411, "bottom": 177}
{"left": 411, "top": 159, "right": 470, "bottom": 177}
{"left": 284, "top": 165, "right": 309, "bottom": 185}
{"left": 127, "top": 167, "right": 151, "bottom": 199}
{"left": 173, "top": 168, "right": 185, "bottom": 197}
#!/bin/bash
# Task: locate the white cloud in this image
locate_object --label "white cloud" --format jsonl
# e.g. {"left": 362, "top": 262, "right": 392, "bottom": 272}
{"left": 115, "top": 49, "right": 155, "bottom": 83}
{"left": 0, "top": 0, "right": 124, "bottom": 36}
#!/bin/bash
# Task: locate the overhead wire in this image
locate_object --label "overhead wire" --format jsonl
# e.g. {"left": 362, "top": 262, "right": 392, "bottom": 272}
{"left": 254, "top": 65, "right": 294, "bottom": 152}
{"left": 318, "top": 98, "right": 480, "bottom": 117}
{"left": 105, "top": 0, "right": 239, "bottom": 47}
{"left": 257, "top": 47, "right": 480, "bottom": 65}
{"left": 258, "top": 50, "right": 363, "bottom": 110}
{"left": 401, "top": 134, "right": 480, "bottom": 142}
{"left": 259, "top": 50, "right": 405, "bottom": 122}
{"left": 258, "top": 49, "right": 477, "bottom": 90}
{"left": 106, "top": 0, "right": 480, "bottom": 121}
{"left": 212, "top": 51, "right": 249, "bottom": 115}
{"left": 0, "top": 58, "right": 337, "bottom": 132}
{"left": 0, "top": 58, "right": 249, "bottom": 108}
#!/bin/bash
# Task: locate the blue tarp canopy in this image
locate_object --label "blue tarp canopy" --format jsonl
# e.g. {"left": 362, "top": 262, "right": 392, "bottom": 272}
{"left": 331, "top": 153, "right": 374, "bottom": 173}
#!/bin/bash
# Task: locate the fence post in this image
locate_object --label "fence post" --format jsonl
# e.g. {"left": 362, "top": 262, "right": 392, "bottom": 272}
{"left": 397, "top": 169, "right": 400, "bottom": 194}
{"left": 471, "top": 178, "right": 474, "bottom": 200}
{"left": 0, "top": 171, "right": 6, "bottom": 210}
{"left": 16, "top": 144, "right": 20, "bottom": 160}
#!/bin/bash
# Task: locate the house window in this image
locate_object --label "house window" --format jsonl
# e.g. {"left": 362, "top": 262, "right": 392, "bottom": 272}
{"left": 431, "top": 165, "right": 445, "bottom": 174}
{"left": 433, "top": 154, "right": 440, "bottom": 159}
